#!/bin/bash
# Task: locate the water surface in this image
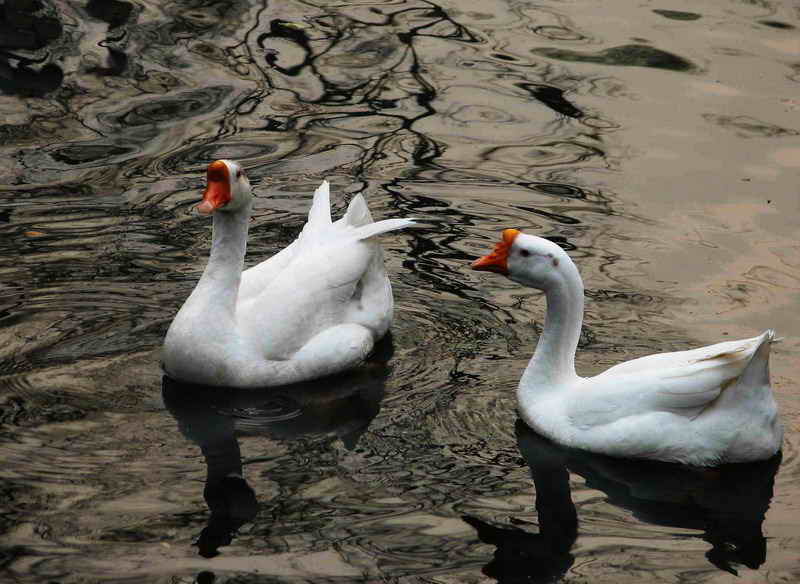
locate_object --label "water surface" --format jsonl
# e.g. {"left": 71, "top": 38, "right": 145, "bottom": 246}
{"left": 1, "top": 0, "right": 799, "bottom": 582}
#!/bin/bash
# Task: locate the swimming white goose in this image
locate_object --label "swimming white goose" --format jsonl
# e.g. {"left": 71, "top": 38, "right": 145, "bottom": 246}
{"left": 472, "top": 229, "right": 782, "bottom": 465}
{"left": 163, "top": 159, "right": 414, "bottom": 388}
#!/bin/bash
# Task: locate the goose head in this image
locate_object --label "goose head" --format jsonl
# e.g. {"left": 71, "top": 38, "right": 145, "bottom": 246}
{"left": 197, "top": 159, "right": 252, "bottom": 215}
{"left": 472, "top": 229, "right": 573, "bottom": 291}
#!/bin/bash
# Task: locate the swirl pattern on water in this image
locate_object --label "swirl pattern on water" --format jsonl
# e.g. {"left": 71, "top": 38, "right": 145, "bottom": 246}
{"left": 1, "top": 0, "right": 799, "bottom": 583}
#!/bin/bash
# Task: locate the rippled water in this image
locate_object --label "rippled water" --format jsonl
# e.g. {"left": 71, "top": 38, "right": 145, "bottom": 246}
{"left": 1, "top": 0, "right": 799, "bottom": 582}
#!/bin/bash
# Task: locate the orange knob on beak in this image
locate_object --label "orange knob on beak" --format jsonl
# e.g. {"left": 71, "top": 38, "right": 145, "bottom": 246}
{"left": 471, "top": 229, "right": 520, "bottom": 275}
{"left": 197, "top": 160, "right": 232, "bottom": 215}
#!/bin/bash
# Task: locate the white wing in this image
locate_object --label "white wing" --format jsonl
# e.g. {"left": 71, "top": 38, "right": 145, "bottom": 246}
{"left": 569, "top": 333, "right": 770, "bottom": 425}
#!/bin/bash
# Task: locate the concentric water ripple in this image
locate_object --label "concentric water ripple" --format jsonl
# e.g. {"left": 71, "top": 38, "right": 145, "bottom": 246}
{"left": 1, "top": 0, "right": 799, "bottom": 583}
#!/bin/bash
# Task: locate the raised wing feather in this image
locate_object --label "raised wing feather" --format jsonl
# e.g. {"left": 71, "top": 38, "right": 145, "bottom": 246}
{"left": 237, "top": 182, "right": 334, "bottom": 301}
{"left": 237, "top": 239, "right": 375, "bottom": 358}
{"left": 569, "top": 335, "right": 766, "bottom": 426}
{"left": 239, "top": 240, "right": 298, "bottom": 302}
{"left": 343, "top": 193, "right": 373, "bottom": 227}
{"left": 239, "top": 185, "right": 363, "bottom": 300}
{"left": 294, "top": 180, "right": 334, "bottom": 252}
{"left": 598, "top": 336, "right": 761, "bottom": 378}
{"left": 239, "top": 186, "right": 412, "bottom": 301}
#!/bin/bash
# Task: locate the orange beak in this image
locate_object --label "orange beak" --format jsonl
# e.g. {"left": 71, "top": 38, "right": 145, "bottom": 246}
{"left": 471, "top": 229, "right": 520, "bottom": 275}
{"left": 197, "top": 160, "right": 231, "bottom": 215}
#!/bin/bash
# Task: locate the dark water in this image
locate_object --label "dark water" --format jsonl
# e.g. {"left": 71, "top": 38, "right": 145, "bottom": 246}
{"left": 2, "top": 1, "right": 799, "bottom": 582}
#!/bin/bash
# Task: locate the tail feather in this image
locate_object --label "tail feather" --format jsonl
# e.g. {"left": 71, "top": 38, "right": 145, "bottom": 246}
{"left": 306, "top": 180, "right": 332, "bottom": 227}
{"left": 705, "top": 330, "right": 783, "bottom": 462}
{"left": 297, "top": 182, "right": 413, "bottom": 248}
{"left": 352, "top": 218, "right": 415, "bottom": 241}
{"left": 344, "top": 194, "right": 374, "bottom": 227}
{"left": 737, "top": 331, "right": 772, "bottom": 387}
{"left": 296, "top": 181, "right": 334, "bottom": 250}
{"left": 711, "top": 330, "right": 773, "bottom": 412}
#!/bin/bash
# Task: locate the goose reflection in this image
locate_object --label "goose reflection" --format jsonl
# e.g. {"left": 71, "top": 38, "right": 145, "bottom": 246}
{"left": 161, "top": 336, "right": 393, "bottom": 558}
{"left": 466, "top": 420, "right": 781, "bottom": 582}
{"left": 464, "top": 421, "right": 578, "bottom": 584}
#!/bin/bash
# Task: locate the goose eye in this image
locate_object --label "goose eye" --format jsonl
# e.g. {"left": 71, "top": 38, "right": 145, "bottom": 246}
{"left": 520, "top": 249, "right": 531, "bottom": 257}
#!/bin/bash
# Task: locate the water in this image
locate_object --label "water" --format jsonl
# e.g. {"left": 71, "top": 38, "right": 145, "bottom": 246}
{"left": 1, "top": 0, "right": 799, "bottom": 582}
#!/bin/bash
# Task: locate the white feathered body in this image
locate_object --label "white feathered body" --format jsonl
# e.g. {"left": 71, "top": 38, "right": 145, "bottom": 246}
{"left": 472, "top": 230, "right": 783, "bottom": 466}
{"left": 519, "top": 331, "right": 782, "bottom": 466}
{"left": 164, "top": 180, "right": 412, "bottom": 388}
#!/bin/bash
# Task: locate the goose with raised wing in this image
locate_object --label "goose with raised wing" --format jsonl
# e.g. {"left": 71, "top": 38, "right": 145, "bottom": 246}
{"left": 163, "top": 160, "right": 413, "bottom": 388}
{"left": 471, "top": 229, "right": 782, "bottom": 465}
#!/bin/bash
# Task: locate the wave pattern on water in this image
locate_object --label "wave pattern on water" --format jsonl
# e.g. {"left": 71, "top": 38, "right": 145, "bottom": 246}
{"left": 1, "top": 1, "right": 799, "bottom": 583}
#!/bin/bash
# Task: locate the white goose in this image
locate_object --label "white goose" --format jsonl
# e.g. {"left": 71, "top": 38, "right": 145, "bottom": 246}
{"left": 472, "top": 229, "right": 782, "bottom": 465}
{"left": 163, "top": 160, "right": 414, "bottom": 388}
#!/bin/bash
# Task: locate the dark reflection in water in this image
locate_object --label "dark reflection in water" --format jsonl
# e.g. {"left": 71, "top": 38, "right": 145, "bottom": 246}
{"left": 83, "top": 0, "right": 133, "bottom": 76}
{"left": 759, "top": 20, "right": 796, "bottom": 30}
{"left": 517, "top": 84, "right": 584, "bottom": 119}
{"left": 0, "top": 0, "right": 63, "bottom": 96}
{"left": 1, "top": 0, "right": 798, "bottom": 582}
{"left": 464, "top": 422, "right": 578, "bottom": 584}
{"left": 86, "top": 0, "right": 133, "bottom": 28}
{"left": 653, "top": 10, "right": 702, "bottom": 22}
{"left": 702, "top": 114, "right": 800, "bottom": 138}
{"left": 532, "top": 44, "right": 696, "bottom": 72}
{"left": 558, "top": 435, "right": 781, "bottom": 576}
{"left": 470, "top": 421, "right": 782, "bottom": 582}
{"left": 162, "top": 336, "right": 393, "bottom": 558}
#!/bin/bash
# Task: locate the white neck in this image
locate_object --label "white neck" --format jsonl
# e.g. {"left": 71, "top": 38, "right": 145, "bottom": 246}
{"left": 520, "top": 261, "right": 584, "bottom": 390}
{"left": 190, "top": 201, "right": 251, "bottom": 318}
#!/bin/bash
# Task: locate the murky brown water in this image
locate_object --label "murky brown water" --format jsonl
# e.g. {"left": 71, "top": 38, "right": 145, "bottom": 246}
{"left": 1, "top": 0, "right": 799, "bottom": 582}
